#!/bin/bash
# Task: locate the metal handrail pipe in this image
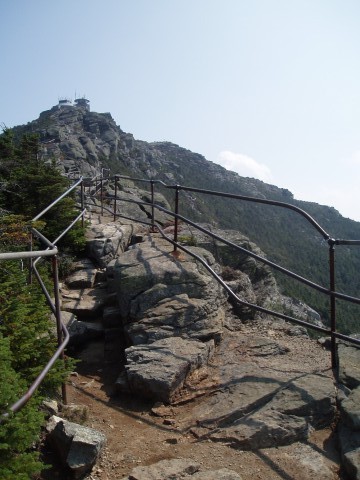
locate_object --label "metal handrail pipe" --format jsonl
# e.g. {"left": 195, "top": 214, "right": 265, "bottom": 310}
{"left": 0, "top": 247, "right": 57, "bottom": 261}
{"left": 32, "top": 209, "right": 87, "bottom": 268}
{"left": 155, "top": 223, "right": 331, "bottom": 336}
{"left": 52, "top": 209, "right": 87, "bottom": 246}
{"left": 31, "top": 227, "right": 57, "bottom": 250}
{"left": 1, "top": 322, "right": 70, "bottom": 420}
{"left": 115, "top": 196, "right": 333, "bottom": 296}
{"left": 165, "top": 184, "right": 331, "bottom": 241}
{"left": 113, "top": 212, "right": 153, "bottom": 228}
{"left": 32, "top": 177, "right": 83, "bottom": 222}
{"left": 335, "top": 239, "right": 360, "bottom": 246}
{"left": 84, "top": 199, "right": 154, "bottom": 228}
{"left": 114, "top": 174, "right": 167, "bottom": 186}
{"left": 333, "top": 332, "right": 360, "bottom": 346}
{"left": 31, "top": 264, "right": 56, "bottom": 316}
{"left": 114, "top": 196, "right": 360, "bottom": 308}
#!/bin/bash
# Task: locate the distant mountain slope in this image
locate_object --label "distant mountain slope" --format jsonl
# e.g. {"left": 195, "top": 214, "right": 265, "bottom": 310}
{"left": 10, "top": 102, "right": 360, "bottom": 333}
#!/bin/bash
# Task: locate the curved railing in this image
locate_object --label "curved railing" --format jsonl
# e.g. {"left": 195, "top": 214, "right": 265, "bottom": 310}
{"left": 0, "top": 177, "right": 86, "bottom": 420}
{"left": 2, "top": 170, "right": 360, "bottom": 420}
{"left": 106, "top": 174, "right": 360, "bottom": 368}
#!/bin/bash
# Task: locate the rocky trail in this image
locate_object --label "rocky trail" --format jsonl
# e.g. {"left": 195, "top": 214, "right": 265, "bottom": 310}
{"left": 42, "top": 319, "right": 343, "bottom": 480}
{"left": 40, "top": 209, "right": 360, "bottom": 480}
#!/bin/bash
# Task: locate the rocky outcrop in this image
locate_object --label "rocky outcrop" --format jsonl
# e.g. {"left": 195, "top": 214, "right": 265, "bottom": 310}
{"left": 119, "top": 337, "right": 215, "bottom": 403}
{"left": 112, "top": 235, "right": 227, "bottom": 345}
{"left": 86, "top": 221, "right": 140, "bottom": 268}
{"left": 337, "top": 343, "right": 360, "bottom": 479}
{"left": 202, "top": 373, "right": 335, "bottom": 450}
{"left": 120, "top": 458, "right": 242, "bottom": 480}
{"left": 54, "top": 212, "right": 360, "bottom": 477}
{"left": 46, "top": 415, "right": 106, "bottom": 479}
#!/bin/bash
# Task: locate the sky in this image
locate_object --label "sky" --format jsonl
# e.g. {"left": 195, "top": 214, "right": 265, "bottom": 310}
{"left": 1, "top": 0, "right": 360, "bottom": 221}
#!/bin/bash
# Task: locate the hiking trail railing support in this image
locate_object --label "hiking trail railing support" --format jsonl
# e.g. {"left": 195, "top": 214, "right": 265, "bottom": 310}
{"left": 52, "top": 255, "right": 68, "bottom": 404}
{"left": 173, "top": 186, "right": 180, "bottom": 253}
{"left": 329, "top": 239, "right": 337, "bottom": 369}
{"left": 109, "top": 174, "right": 360, "bottom": 370}
{"left": 114, "top": 175, "right": 118, "bottom": 222}
{"left": 150, "top": 180, "right": 155, "bottom": 232}
{"left": 100, "top": 176, "right": 104, "bottom": 216}
{"left": 81, "top": 181, "right": 85, "bottom": 228}
{"left": 1, "top": 176, "right": 86, "bottom": 420}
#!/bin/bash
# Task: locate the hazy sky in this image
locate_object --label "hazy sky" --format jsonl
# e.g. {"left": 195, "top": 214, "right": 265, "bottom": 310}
{"left": 2, "top": 0, "right": 360, "bottom": 220}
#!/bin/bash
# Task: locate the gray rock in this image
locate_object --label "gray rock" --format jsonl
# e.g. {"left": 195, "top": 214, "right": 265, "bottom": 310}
{"left": 340, "top": 385, "right": 360, "bottom": 430}
{"left": 120, "top": 458, "right": 200, "bottom": 480}
{"left": 113, "top": 237, "right": 227, "bottom": 344}
{"left": 191, "top": 469, "right": 242, "bottom": 479}
{"left": 46, "top": 415, "right": 106, "bottom": 479}
{"left": 209, "top": 409, "right": 309, "bottom": 450}
{"left": 195, "top": 372, "right": 335, "bottom": 449}
{"left": 66, "top": 264, "right": 97, "bottom": 289}
{"left": 66, "top": 319, "right": 103, "bottom": 346}
{"left": 61, "top": 286, "right": 108, "bottom": 319}
{"left": 102, "top": 305, "right": 122, "bottom": 328}
{"left": 86, "top": 222, "right": 138, "bottom": 268}
{"left": 338, "top": 424, "right": 360, "bottom": 480}
{"left": 119, "top": 458, "right": 242, "bottom": 480}
{"left": 337, "top": 343, "right": 360, "bottom": 389}
{"left": 125, "top": 337, "right": 215, "bottom": 403}
{"left": 192, "top": 364, "right": 284, "bottom": 429}
{"left": 269, "top": 373, "right": 336, "bottom": 427}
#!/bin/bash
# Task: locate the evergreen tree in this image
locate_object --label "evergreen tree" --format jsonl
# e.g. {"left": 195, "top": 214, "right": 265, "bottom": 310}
{"left": 0, "top": 130, "right": 80, "bottom": 478}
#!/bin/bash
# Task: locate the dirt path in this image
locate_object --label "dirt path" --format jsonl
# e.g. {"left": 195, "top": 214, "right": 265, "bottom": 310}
{"left": 42, "top": 320, "right": 345, "bottom": 480}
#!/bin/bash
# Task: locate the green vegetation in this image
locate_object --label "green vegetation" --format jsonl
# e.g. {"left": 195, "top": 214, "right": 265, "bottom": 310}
{"left": 0, "top": 128, "right": 86, "bottom": 254}
{"left": 0, "top": 129, "right": 80, "bottom": 478}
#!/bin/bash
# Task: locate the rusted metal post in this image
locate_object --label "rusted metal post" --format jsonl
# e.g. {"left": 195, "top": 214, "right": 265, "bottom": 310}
{"left": 329, "top": 240, "right": 337, "bottom": 369}
{"left": 150, "top": 180, "right": 155, "bottom": 232}
{"left": 114, "top": 176, "right": 118, "bottom": 222}
{"left": 52, "top": 255, "right": 68, "bottom": 405}
{"left": 174, "top": 186, "right": 180, "bottom": 253}
{"left": 100, "top": 177, "right": 104, "bottom": 216}
{"left": 29, "top": 232, "right": 33, "bottom": 284}
{"left": 81, "top": 180, "right": 85, "bottom": 228}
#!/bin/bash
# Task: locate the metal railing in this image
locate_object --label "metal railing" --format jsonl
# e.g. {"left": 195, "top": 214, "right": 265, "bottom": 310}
{"left": 0, "top": 177, "right": 86, "bottom": 420}
{"left": 2, "top": 170, "right": 360, "bottom": 419}
{"left": 103, "top": 174, "right": 360, "bottom": 369}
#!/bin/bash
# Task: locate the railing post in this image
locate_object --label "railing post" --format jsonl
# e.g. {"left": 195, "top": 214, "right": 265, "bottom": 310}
{"left": 100, "top": 176, "right": 104, "bottom": 216}
{"left": 81, "top": 180, "right": 85, "bottom": 228}
{"left": 114, "top": 176, "right": 118, "bottom": 222}
{"left": 150, "top": 180, "right": 155, "bottom": 232}
{"left": 52, "top": 255, "right": 68, "bottom": 405}
{"left": 29, "top": 232, "right": 33, "bottom": 284}
{"left": 329, "top": 239, "right": 337, "bottom": 369}
{"left": 174, "top": 186, "right": 180, "bottom": 253}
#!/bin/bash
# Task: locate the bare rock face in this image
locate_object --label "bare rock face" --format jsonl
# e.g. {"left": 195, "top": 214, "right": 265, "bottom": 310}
{"left": 120, "top": 458, "right": 242, "bottom": 480}
{"left": 337, "top": 343, "right": 360, "bottom": 389}
{"left": 86, "top": 221, "right": 139, "bottom": 268}
{"left": 194, "top": 369, "right": 335, "bottom": 450}
{"left": 46, "top": 415, "right": 106, "bottom": 479}
{"left": 123, "top": 337, "right": 215, "bottom": 403}
{"left": 337, "top": 343, "right": 360, "bottom": 479}
{"left": 113, "top": 235, "right": 227, "bottom": 345}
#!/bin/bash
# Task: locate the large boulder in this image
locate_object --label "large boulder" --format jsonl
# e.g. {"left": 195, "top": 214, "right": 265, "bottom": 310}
{"left": 86, "top": 221, "right": 140, "bottom": 268}
{"left": 120, "top": 458, "right": 242, "bottom": 480}
{"left": 46, "top": 415, "right": 106, "bottom": 479}
{"left": 198, "top": 373, "right": 335, "bottom": 450}
{"left": 122, "top": 337, "right": 215, "bottom": 403}
{"left": 112, "top": 235, "right": 227, "bottom": 345}
{"left": 337, "top": 343, "right": 360, "bottom": 389}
